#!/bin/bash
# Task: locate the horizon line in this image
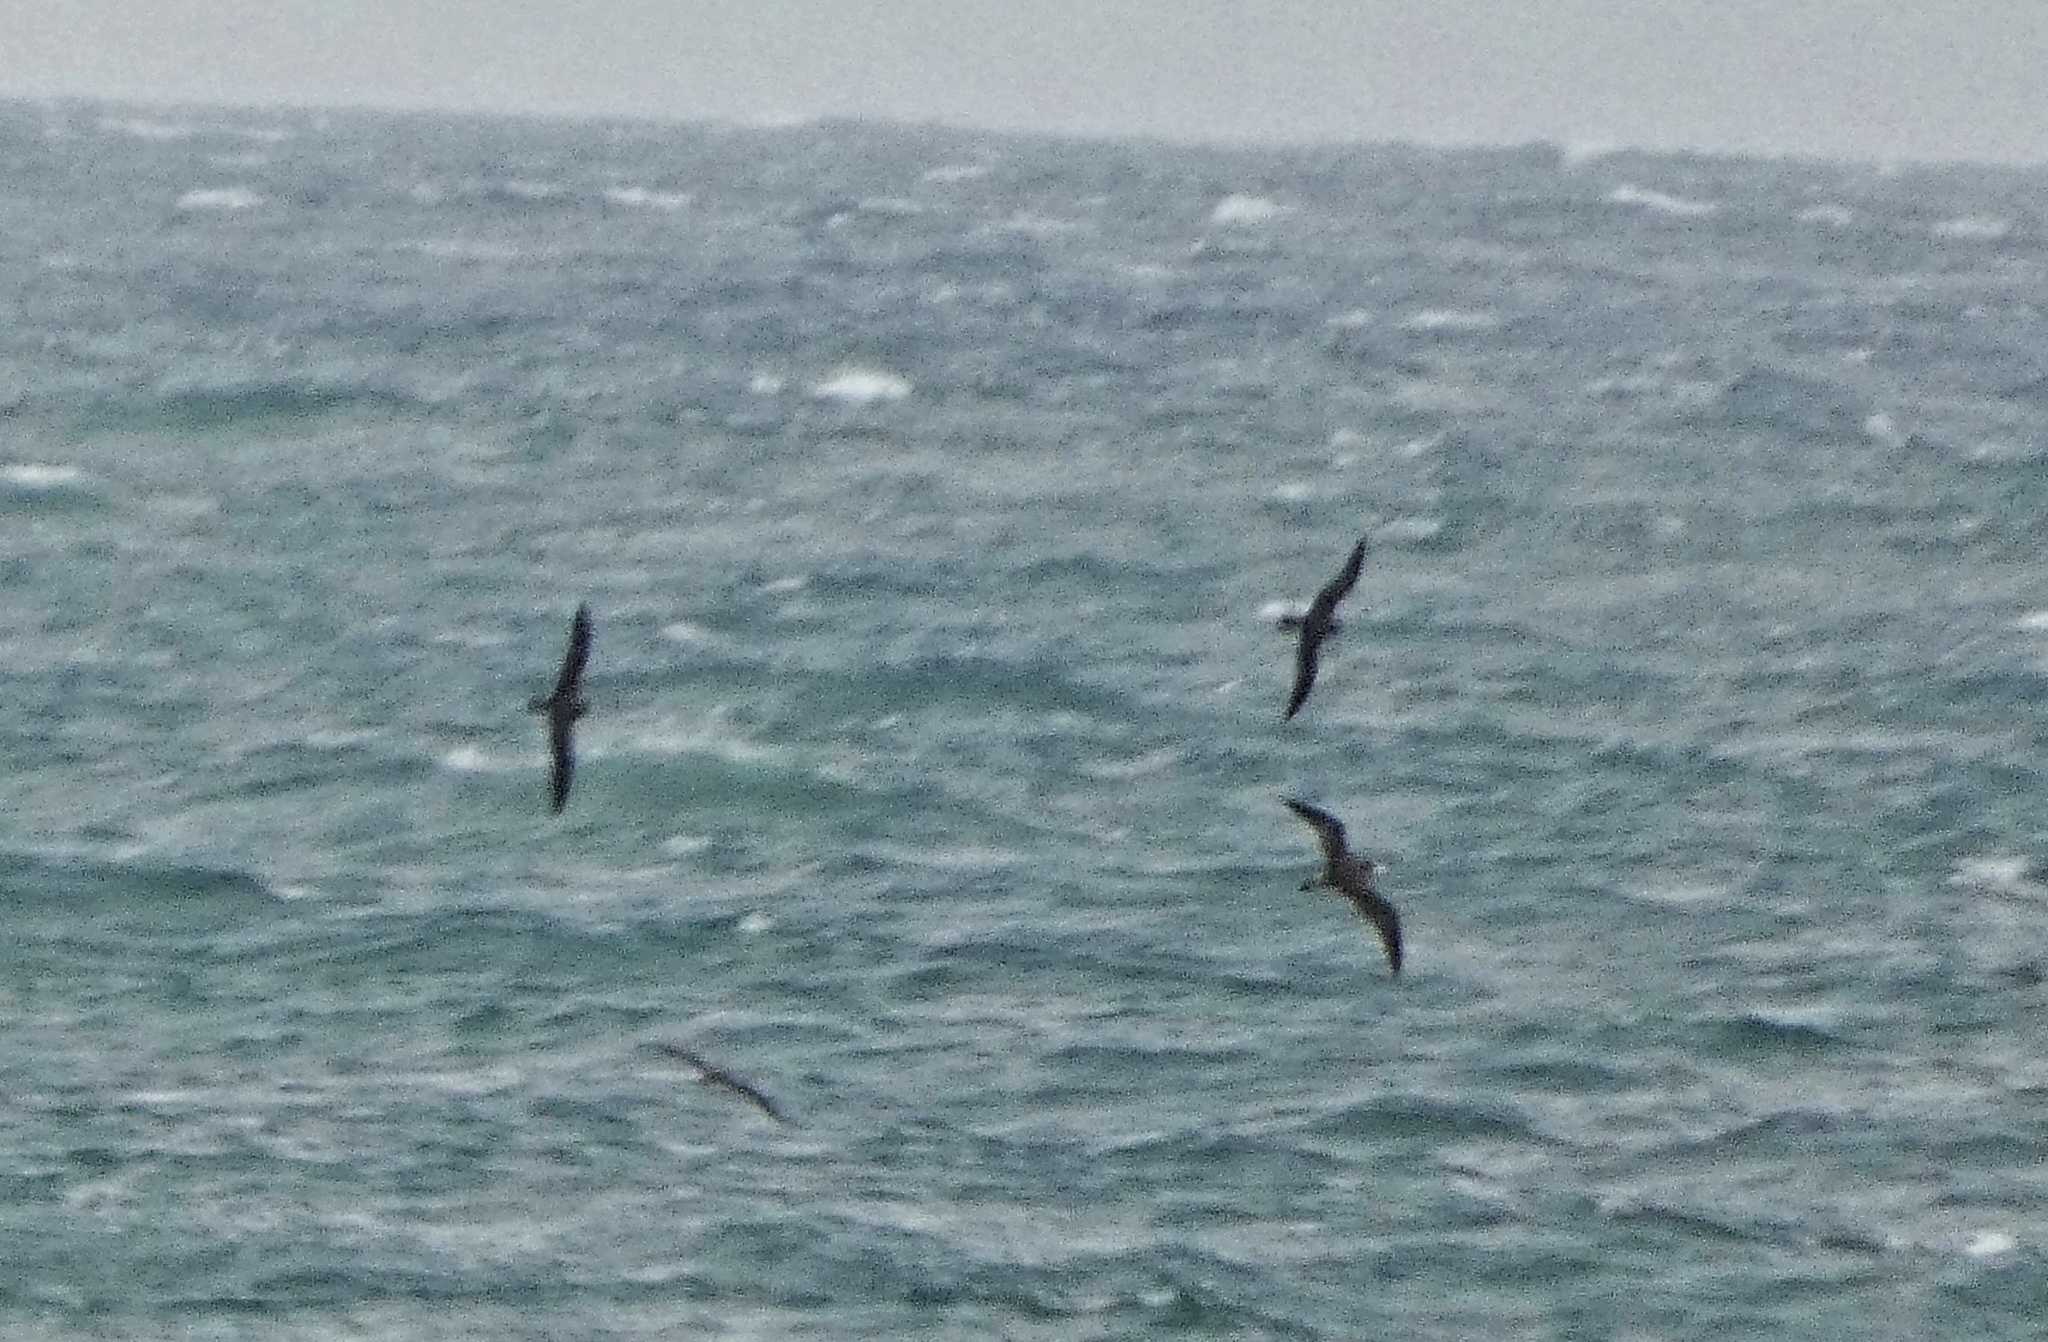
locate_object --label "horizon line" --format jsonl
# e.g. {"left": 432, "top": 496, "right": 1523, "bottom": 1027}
{"left": 5, "top": 86, "right": 2043, "bottom": 175}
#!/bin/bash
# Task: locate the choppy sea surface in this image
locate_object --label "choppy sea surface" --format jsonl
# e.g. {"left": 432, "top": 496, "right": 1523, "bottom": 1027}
{"left": 3, "top": 100, "right": 2048, "bottom": 1339}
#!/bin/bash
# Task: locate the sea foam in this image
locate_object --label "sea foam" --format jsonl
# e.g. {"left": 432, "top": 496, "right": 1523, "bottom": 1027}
{"left": 175, "top": 187, "right": 265, "bottom": 212}
{"left": 1608, "top": 184, "right": 1717, "bottom": 216}
{"left": 1209, "top": 194, "right": 1290, "bottom": 225}
{"left": 1401, "top": 308, "right": 1501, "bottom": 333}
{"left": 1, "top": 462, "right": 86, "bottom": 490}
{"left": 808, "top": 367, "right": 912, "bottom": 404}
{"left": 1932, "top": 215, "right": 2010, "bottom": 242}
{"left": 603, "top": 186, "right": 691, "bottom": 212}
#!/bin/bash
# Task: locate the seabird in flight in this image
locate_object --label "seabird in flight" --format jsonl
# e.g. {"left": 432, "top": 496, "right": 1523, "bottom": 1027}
{"left": 528, "top": 602, "right": 591, "bottom": 814}
{"left": 1281, "top": 796, "right": 1402, "bottom": 976}
{"left": 1283, "top": 537, "right": 1366, "bottom": 720}
{"left": 653, "top": 1043, "right": 792, "bottom": 1125}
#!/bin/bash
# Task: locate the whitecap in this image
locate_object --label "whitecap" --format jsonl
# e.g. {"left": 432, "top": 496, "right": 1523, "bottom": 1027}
{"left": 858, "top": 196, "right": 925, "bottom": 218}
{"left": 747, "top": 372, "right": 785, "bottom": 395}
{"left": 995, "top": 212, "right": 1084, "bottom": 237}
{"left": 1968, "top": 440, "right": 2035, "bottom": 464}
{"left": 145, "top": 493, "right": 219, "bottom": 520}
{"left": 737, "top": 912, "right": 775, "bottom": 935}
{"left": 1624, "top": 880, "right": 1729, "bottom": 909}
{"left": 1080, "top": 748, "right": 1183, "bottom": 781}
{"left": 1270, "top": 480, "right": 1314, "bottom": 503}
{"left": 441, "top": 745, "right": 522, "bottom": 774}
{"left": 660, "top": 834, "right": 712, "bottom": 857}
{"left": 808, "top": 367, "right": 911, "bottom": 404}
{"left": 304, "top": 728, "right": 378, "bottom": 750}
{"left": 406, "top": 237, "right": 521, "bottom": 263}
{"left": 1932, "top": 215, "right": 2010, "bottom": 241}
{"left": 860, "top": 841, "right": 1021, "bottom": 872}
{"left": 1, "top": 462, "right": 86, "bottom": 490}
{"left": 1950, "top": 855, "right": 2043, "bottom": 895}
{"left": 100, "top": 116, "right": 193, "bottom": 142}
{"left": 629, "top": 721, "right": 791, "bottom": 766}
{"left": 1378, "top": 516, "right": 1443, "bottom": 543}
{"left": 2013, "top": 610, "right": 2048, "bottom": 632}
{"left": 660, "top": 619, "right": 717, "bottom": 645}
{"left": 1400, "top": 308, "right": 1501, "bottom": 333}
{"left": 1963, "top": 1230, "right": 2017, "bottom": 1259}
{"left": 1863, "top": 411, "right": 1907, "bottom": 448}
{"left": 1188, "top": 234, "right": 1275, "bottom": 260}
{"left": 1608, "top": 184, "right": 1718, "bottom": 217}
{"left": 1798, "top": 203, "right": 1855, "bottom": 227}
{"left": 922, "top": 162, "right": 990, "bottom": 184}
{"left": 1259, "top": 599, "right": 1311, "bottom": 625}
{"left": 1210, "top": 193, "right": 1291, "bottom": 225}
{"left": 430, "top": 627, "right": 513, "bottom": 649}
{"left": 1559, "top": 140, "right": 1618, "bottom": 168}
{"left": 494, "top": 179, "right": 564, "bottom": 201}
{"left": 176, "top": 187, "right": 265, "bottom": 212}
{"left": 761, "top": 574, "right": 808, "bottom": 595}
{"left": 1325, "top": 309, "right": 1374, "bottom": 329}
{"left": 603, "top": 185, "right": 691, "bottom": 211}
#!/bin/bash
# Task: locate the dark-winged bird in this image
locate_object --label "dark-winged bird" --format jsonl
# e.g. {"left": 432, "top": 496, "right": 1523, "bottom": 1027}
{"left": 652, "top": 1043, "right": 792, "bottom": 1125}
{"left": 528, "top": 603, "right": 591, "bottom": 814}
{"left": 1283, "top": 537, "right": 1366, "bottom": 720}
{"left": 1281, "top": 796, "right": 1402, "bottom": 976}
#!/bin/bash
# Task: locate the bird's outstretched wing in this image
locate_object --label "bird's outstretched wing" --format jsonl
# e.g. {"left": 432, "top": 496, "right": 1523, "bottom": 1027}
{"left": 547, "top": 714, "right": 576, "bottom": 814}
{"left": 1281, "top": 796, "right": 1348, "bottom": 867}
{"left": 1304, "top": 538, "right": 1367, "bottom": 629}
{"left": 552, "top": 603, "right": 592, "bottom": 699}
{"left": 1345, "top": 885, "right": 1403, "bottom": 976}
{"left": 654, "top": 1044, "right": 791, "bottom": 1124}
{"left": 1283, "top": 638, "right": 1322, "bottom": 720}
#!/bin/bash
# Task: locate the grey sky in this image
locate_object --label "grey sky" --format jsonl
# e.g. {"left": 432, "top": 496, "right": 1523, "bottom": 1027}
{"left": 8, "top": 1, "right": 2045, "bottom": 163}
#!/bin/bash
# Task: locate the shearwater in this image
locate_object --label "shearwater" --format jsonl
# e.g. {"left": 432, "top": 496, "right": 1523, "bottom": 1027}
{"left": 1284, "top": 537, "right": 1366, "bottom": 720}
{"left": 1281, "top": 796, "right": 1403, "bottom": 976}
{"left": 528, "top": 603, "right": 592, "bottom": 814}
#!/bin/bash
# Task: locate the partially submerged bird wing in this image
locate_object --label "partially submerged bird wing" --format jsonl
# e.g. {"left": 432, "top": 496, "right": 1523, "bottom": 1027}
{"left": 547, "top": 712, "right": 575, "bottom": 814}
{"left": 551, "top": 603, "right": 592, "bottom": 699}
{"left": 1281, "top": 796, "right": 1349, "bottom": 868}
{"left": 654, "top": 1044, "right": 790, "bottom": 1124}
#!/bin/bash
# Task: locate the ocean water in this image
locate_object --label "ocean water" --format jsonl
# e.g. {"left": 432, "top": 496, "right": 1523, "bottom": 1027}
{"left": 3, "top": 100, "right": 2047, "bottom": 1339}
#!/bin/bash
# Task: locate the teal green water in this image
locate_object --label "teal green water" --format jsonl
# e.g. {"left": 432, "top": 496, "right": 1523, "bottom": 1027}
{"left": 3, "top": 102, "right": 2047, "bottom": 1338}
